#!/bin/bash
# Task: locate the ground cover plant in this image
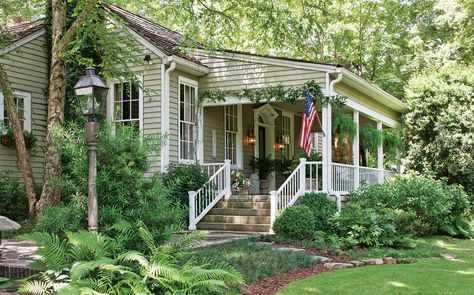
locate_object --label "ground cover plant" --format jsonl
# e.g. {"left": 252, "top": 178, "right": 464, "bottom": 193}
{"left": 0, "top": 171, "right": 28, "bottom": 221}
{"left": 161, "top": 163, "right": 209, "bottom": 205}
{"left": 278, "top": 237, "right": 474, "bottom": 295}
{"left": 194, "top": 238, "right": 317, "bottom": 284}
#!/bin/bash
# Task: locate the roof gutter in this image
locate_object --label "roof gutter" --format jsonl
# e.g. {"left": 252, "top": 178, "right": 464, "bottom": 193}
{"left": 165, "top": 55, "right": 209, "bottom": 76}
{"left": 160, "top": 60, "right": 176, "bottom": 172}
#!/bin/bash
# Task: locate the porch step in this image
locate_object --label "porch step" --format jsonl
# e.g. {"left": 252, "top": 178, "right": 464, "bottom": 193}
{"left": 216, "top": 201, "right": 270, "bottom": 209}
{"left": 209, "top": 208, "right": 271, "bottom": 216}
{"left": 201, "top": 215, "right": 271, "bottom": 224}
{"left": 226, "top": 195, "right": 270, "bottom": 202}
{"left": 196, "top": 222, "right": 271, "bottom": 232}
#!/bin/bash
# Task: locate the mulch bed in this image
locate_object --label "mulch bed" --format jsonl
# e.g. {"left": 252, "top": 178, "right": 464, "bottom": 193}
{"left": 243, "top": 243, "right": 349, "bottom": 295}
{"left": 243, "top": 264, "right": 330, "bottom": 295}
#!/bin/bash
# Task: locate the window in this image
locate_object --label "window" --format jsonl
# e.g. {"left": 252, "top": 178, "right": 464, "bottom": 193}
{"left": 179, "top": 78, "right": 198, "bottom": 161}
{"left": 281, "top": 113, "right": 294, "bottom": 159}
{"left": 0, "top": 91, "right": 31, "bottom": 132}
{"left": 310, "top": 132, "right": 323, "bottom": 154}
{"left": 112, "top": 82, "right": 141, "bottom": 129}
{"left": 225, "top": 105, "right": 238, "bottom": 164}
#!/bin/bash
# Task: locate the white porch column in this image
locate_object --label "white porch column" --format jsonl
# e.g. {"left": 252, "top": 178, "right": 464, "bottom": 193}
{"left": 377, "top": 121, "right": 384, "bottom": 183}
{"left": 353, "top": 111, "right": 360, "bottom": 189}
{"left": 322, "top": 104, "right": 332, "bottom": 191}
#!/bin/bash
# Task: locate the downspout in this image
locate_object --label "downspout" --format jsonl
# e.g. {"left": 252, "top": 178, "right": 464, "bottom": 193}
{"left": 160, "top": 60, "right": 176, "bottom": 172}
{"left": 327, "top": 68, "right": 343, "bottom": 210}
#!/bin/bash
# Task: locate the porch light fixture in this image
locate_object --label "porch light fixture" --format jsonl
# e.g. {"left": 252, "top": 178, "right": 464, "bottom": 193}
{"left": 143, "top": 54, "right": 153, "bottom": 65}
{"left": 73, "top": 67, "right": 109, "bottom": 232}
{"left": 276, "top": 134, "right": 285, "bottom": 151}
{"left": 246, "top": 128, "right": 256, "bottom": 145}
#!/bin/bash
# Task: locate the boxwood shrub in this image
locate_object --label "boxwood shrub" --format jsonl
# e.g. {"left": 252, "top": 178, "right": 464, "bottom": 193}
{"left": 298, "top": 192, "right": 337, "bottom": 232}
{"left": 273, "top": 205, "right": 315, "bottom": 240}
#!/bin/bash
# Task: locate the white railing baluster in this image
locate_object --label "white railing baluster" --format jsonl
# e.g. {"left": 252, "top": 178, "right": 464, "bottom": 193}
{"left": 188, "top": 160, "right": 232, "bottom": 231}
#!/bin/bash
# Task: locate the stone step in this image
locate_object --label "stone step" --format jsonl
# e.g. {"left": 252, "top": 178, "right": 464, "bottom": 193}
{"left": 216, "top": 201, "right": 270, "bottom": 209}
{"left": 197, "top": 222, "right": 271, "bottom": 232}
{"left": 201, "top": 214, "right": 271, "bottom": 224}
{"left": 209, "top": 208, "right": 271, "bottom": 216}
{"left": 227, "top": 195, "right": 270, "bottom": 202}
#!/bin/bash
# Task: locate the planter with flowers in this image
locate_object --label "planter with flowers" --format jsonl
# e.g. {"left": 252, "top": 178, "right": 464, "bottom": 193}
{"left": 0, "top": 127, "right": 36, "bottom": 150}
{"left": 231, "top": 170, "right": 253, "bottom": 195}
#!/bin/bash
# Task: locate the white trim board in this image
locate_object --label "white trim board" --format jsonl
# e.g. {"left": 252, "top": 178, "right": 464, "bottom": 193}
{"left": 344, "top": 98, "right": 400, "bottom": 128}
{"left": 0, "top": 29, "right": 46, "bottom": 55}
{"left": 0, "top": 90, "right": 32, "bottom": 132}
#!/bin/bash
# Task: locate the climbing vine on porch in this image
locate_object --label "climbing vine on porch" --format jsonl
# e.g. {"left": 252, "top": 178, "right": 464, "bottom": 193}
{"left": 200, "top": 80, "right": 347, "bottom": 110}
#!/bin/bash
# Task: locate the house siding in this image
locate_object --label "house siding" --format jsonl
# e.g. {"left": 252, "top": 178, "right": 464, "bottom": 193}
{"left": 0, "top": 34, "right": 48, "bottom": 183}
{"left": 335, "top": 83, "right": 401, "bottom": 122}
{"left": 197, "top": 54, "right": 327, "bottom": 93}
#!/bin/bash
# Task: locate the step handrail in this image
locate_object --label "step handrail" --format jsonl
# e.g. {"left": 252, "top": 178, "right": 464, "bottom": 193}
{"left": 188, "top": 160, "right": 231, "bottom": 230}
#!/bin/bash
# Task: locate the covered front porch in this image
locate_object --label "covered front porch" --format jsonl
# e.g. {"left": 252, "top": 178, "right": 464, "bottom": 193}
{"left": 201, "top": 98, "right": 400, "bottom": 195}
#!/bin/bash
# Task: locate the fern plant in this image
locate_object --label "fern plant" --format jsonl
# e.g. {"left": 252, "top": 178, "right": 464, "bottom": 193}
{"left": 19, "top": 224, "right": 244, "bottom": 295}
{"left": 360, "top": 125, "right": 382, "bottom": 153}
{"left": 332, "top": 113, "right": 357, "bottom": 139}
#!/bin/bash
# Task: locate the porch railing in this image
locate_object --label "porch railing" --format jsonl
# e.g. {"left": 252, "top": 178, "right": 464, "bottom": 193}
{"left": 332, "top": 163, "right": 356, "bottom": 193}
{"left": 188, "top": 160, "right": 231, "bottom": 230}
{"left": 202, "top": 163, "right": 225, "bottom": 176}
{"left": 359, "top": 167, "right": 380, "bottom": 186}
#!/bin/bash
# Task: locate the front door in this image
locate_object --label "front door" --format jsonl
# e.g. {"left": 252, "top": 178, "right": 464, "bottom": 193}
{"left": 258, "top": 126, "right": 266, "bottom": 158}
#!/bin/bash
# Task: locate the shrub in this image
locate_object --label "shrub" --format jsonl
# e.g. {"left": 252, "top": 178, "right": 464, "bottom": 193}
{"left": 161, "top": 163, "right": 209, "bottom": 205}
{"left": 298, "top": 193, "right": 337, "bottom": 232}
{"left": 334, "top": 203, "right": 415, "bottom": 248}
{"left": 0, "top": 171, "right": 28, "bottom": 221}
{"left": 35, "top": 123, "right": 186, "bottom": 244}
{"left": 273, "top": 205, "right": 315, "bottom": 240}
{"left": 351, "top": 174, "right": 471, "bottom": 237}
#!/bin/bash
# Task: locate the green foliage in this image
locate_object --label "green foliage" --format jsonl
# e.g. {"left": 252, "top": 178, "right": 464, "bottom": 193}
{"left": 161, "top": 163, "right": 209, "bottom": 205}
{"left": 195, "top": 238, "right": 316, "bottom": 284}
{"left": 404, "top": 65, "right": 474, "bottom": 202}
{"left": 0, "top": 171, "right": 28, "bottom": 221}
{"left": 0, "top": 127, "right": 37, "bottom": 150}
{"left": 36, "top": 123, "right": 185, "bottom": 245}
{"left": 280, "top": 152, "right": 321, "bottom": 178}
{"left": 334, "top": 203, "right": 416, "bottom": 248}
{"left": 350, "top": 174, "right": 472, "bottom": 237}
{"left": 0, "top": 277, "right": 14, "bottom": 290}
{"left": 250, "top": 154, "right": 276, "bottom": 180}
{"left": 20, "top": 225, "right": 244, "bottom": 294}
{"left": 298, "top": 193, "right": 337, "bottom": 232}
{"left": 332, "top": 113, "right": 357, "bottom": 139}
{"left": 359, "top": 125, "right": 382, "bottom": 154}
{"left": 273, "top": 205, "right": 316, "bottom": 240}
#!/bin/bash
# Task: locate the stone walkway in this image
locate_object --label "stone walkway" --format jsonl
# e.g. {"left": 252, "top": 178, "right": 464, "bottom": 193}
{"left": 195, "top": 231, "right": 261, "bottom": 248}
{"left": 0, "top": 239, "right": 39, "bottom": 279}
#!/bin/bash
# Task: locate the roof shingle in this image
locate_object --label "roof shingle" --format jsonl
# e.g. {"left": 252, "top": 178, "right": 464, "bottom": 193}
{"left": 3, "top": 19, "right": 44, "bottom": 45}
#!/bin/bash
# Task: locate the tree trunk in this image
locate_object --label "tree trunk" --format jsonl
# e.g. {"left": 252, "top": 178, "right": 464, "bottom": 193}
{"left": 0, "top": 65, "right": 38, "bottom": 217}
{"left": 34, "top": 0, "right": 67, "bottom": 214}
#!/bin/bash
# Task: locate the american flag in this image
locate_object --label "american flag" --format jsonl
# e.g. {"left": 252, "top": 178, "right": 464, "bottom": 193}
{"left": 298, "top": 91, "right": 318, "bottom": 156}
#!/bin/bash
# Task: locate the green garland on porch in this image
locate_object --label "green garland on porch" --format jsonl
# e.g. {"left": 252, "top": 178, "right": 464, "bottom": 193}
{"left": 200, "top": 80, "right": 347, "bottom": 110}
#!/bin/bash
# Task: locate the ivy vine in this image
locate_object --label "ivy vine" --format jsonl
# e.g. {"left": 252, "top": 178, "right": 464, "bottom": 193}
{"left": 200, "top": 80, "right": 347, "bottom": 110}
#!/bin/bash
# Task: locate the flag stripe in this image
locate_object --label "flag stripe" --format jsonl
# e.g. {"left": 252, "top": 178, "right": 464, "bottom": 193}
{"left": 298, "top": 91, "right": 319, "bottom": 157}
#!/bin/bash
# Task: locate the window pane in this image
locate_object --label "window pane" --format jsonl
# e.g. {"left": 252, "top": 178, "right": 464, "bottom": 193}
{"left": 122, "top": 101, "right": 130, "bottom": 120}
{"left": 114, "top": 84, "right": 122, "bottom": 102}
{"left": 123, "top": 83, "right": 130, "bottom": 101}
{"left": 131, "top": 100, "right": 139, "bottom": 120}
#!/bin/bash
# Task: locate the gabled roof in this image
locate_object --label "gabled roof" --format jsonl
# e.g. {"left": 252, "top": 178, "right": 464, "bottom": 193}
{"left": 4, "top": 19, "right": 44, "bottom": 45}
{"left": 103, "top": 5, "right": 204, "bottom": 65}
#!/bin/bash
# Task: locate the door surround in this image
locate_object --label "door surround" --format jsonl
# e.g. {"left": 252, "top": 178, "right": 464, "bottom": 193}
{"left": 253, "top": 104, "right": 279, "bottom": 190}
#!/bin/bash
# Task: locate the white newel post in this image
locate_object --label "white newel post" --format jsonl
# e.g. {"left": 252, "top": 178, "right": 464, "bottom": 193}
{"left": 299, "top": 158, "right": 306, "bottom": 194}
{"left": 188, "top": 191, "right": 196, "bottom": 230}
{"left": 269, "top": 190, "right": 277, "bottom": 234}
{"left": 322, "top": 105, "right": 331, "bottom": 191}
{"left": 377, "top": 122, "right": 384, "bottom": 183}
{"left": 353, "top": 111, "right": 360, "bottom": 189}
{"left": 224, "top": 159, "right": 232, "bottom": 199}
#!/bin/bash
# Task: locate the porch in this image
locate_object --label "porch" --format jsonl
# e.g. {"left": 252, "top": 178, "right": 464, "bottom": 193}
{"left": 189, "top": 98, "right": 400, "bottom": 232}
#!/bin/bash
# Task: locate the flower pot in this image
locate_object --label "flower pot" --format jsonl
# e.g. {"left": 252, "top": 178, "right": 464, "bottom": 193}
{"left": 239, "top": 188, "right": 249, "bottom": 195}
{"left": 260, "top": 179, "right": 270, "bottom": 194}
{"left": 0, "top": 135, "right": 14, "bottom": 148}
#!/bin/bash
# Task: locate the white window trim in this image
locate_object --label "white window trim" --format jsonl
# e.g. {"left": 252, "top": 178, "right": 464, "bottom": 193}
{"left": 178, "top": 76, "right": 201, "bottom": 163}
{"left": 107, "top": 77, "right": 144, "bottom": 132}
{"left": 0, "top": 90, "right": 32, "bottom": 132}
{"left": 281, "top": 111, "right": 294, "bottom": 159}
{"left": 224, "top": 105, "right": 243, "bottom": 169}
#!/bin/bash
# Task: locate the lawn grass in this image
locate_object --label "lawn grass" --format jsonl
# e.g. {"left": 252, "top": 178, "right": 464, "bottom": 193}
{"left": 278, "top": 237, "right": 474, "bottom": 294}
{"left": 194, "top": 238, "right": 318, "bottom": 284}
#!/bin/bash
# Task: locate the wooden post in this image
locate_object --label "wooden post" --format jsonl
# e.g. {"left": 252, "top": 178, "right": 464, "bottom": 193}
{"left": 224, "top": 159, "right": 232, "bottom": 199}
{"left": 188, "top": 191, "right": 196, "bottom": 230}
{"left": 377, "top": 122, "right": 384, "bottom": 183}
{"left": 299, "top": 158, "right": 306, "bottom": 194}
{"left": 353, "top": 111, "right": 360, "bottom": 189}
{"left": 269, "top": 190, "right": 277, "bottom": 234}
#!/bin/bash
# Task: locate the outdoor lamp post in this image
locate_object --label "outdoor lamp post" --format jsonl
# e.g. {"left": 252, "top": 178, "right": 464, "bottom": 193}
{"left": 73, "top": 67, "right": 108, "bottom": 232}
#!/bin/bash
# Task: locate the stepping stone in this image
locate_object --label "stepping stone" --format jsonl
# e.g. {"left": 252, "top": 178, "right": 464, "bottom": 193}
{"left": 440, "top": 254, "right": 461, "bottom": 261}
{"left": 311, "top": 255, "right": 332, "bottom": 262}
{"left": 324, "top": 262, "right": 353, "bottom": 269}
{"left": 274, "top": 247, "right": 305, "bottom": 252}
{"left": 256, "top": 242, "right": 273, "bottom": 246}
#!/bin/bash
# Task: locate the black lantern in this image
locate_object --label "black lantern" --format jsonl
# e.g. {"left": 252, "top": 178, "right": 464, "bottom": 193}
{"left": 73, "top": 67, "right": 108, "bottom": 120}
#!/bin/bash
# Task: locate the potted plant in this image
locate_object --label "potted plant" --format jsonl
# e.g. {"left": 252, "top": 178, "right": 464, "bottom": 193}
{"left": 250, "top": 155, "right": 276, "bottom": 194}
{"left": 0, "top": 127, "right": 37, "bottom": 150}
{"left": 231, "top": 170, "right": 253, "bottom": 195}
